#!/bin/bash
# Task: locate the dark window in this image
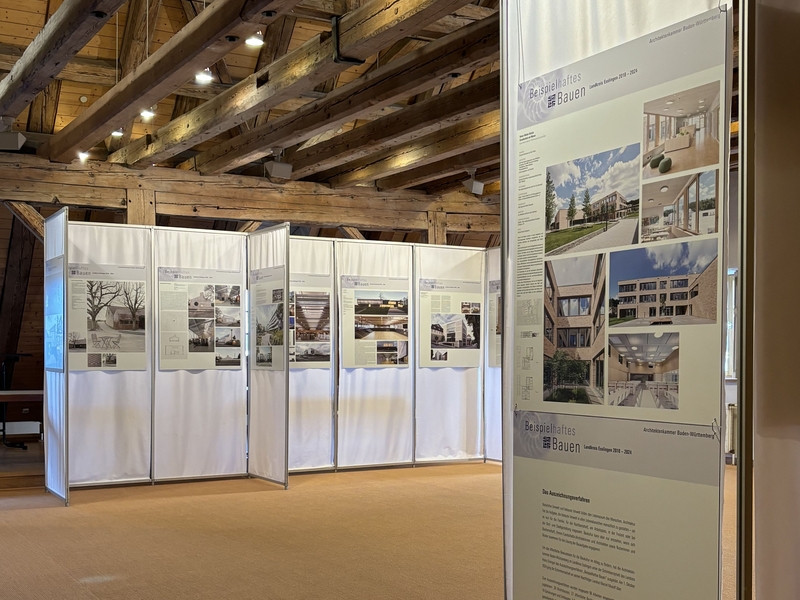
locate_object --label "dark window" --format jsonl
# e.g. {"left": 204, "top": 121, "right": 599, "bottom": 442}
{"left": 639, "top": 294, "right": 656, "bottom": 303}
{"left": 670, "top": 292, "right": 688, "bottom": 301}
{"left": 671, "top": 279, "right": 689, "bottom": 289}
{"left": 639, "top": 281, "right": 657, "bottom": 291}
{"left": 557, "top": 328, "right": 591, "bottom": 348}
{"left": 619, "top": 283, "right": 636, "bottom": 293}
{"left": 545, "top": 312, "right": 554, "bottom": 343}
{"left": 690, "top": 286, "right": 699, "bottom": 298}
{"left": 557, "top": 296, "right": 592, "bottom": 317}
{"left": 660, "top": 280, "right": 667, "bottom": 289}
{"left": 618, "top": 296, "right": 637, "bottom": 305}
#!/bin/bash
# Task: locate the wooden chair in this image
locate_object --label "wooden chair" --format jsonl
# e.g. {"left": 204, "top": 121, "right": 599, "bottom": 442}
{"left": 91, "top": 333, "right": 102, "bottom": 348}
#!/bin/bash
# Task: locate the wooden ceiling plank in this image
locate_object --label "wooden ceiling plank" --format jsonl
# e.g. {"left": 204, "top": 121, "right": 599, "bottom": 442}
{"left": 185, "top": 12, "right": 499, "bottom": 174}
{"left": 39, "top": 0, "right": 300, "bottom": 163}
{"left": 109, "top": 0, "right": 476, "bottom": 167}
{"left": 0, "top": 0, "right": 127, "bottom": 128}
{"left": 288, "top": 70, "right": 498, "bottom": 179}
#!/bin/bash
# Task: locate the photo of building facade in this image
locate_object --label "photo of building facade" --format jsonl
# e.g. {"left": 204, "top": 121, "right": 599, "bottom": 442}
{"left": 610, "top": 239, "right": 718, "bottom": 327}
{"left": 641, "top": 170, "right": 719, "bottom": 243}
{"left": 543, "top": 253, "right": 606, "bottom": 404}
{"left": 551, "top": 191, "right": 634, "bottom": 230}
{"left": 430, "top": 314, "right": 479, "bottom": 349}
{"left": 608, "top": 332, "right": 679, "bottom": 409}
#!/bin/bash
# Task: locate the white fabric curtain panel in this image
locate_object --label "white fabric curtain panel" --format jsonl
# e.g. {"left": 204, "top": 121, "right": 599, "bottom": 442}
{"left": 414, "top": 246, "right": 484, "bottom": 461}
{"left": 153, "top": 229, "right": 248, "bottom": 480}
{"left": 68, "top": 224, "right": 153, "bottom": 485}
{"left": 336, "top": 241, "right": 414, "bottom": 468}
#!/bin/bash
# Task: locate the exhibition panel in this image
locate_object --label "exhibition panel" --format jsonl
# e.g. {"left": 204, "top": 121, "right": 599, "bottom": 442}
{"left": 484, "top": 247, "right": 502, "bottom": 461}
{"left": 288, "top": 237, "right": 335, "bottom": 471}
{"left": 336, "top": 241, "right": 414, "bottom": 468}
{"left": 415, "top": 246, "right": 484, "bottom": 461}
{"left": 248, "top": 224, "right": 291, "bottom": 486}
{"left": 503, "top": 1, "right": 728, "bottom": 598}
{"left": 153, "top": 228, "right": 248, "bottom": 481}
{"left": 67, "top": 224, "right": 152, "bottom": 485}
{"left": 43, "top": 208, "right": 69, "bottom": 505}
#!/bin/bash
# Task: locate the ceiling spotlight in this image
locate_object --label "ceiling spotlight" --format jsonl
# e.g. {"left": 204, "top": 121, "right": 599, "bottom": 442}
{"left": 246, "top": 30, "right": 264, "bottom": 47}
{"left": 111, "top": 128, "right": 124, "bottom": 138}
{"left": 78, "top": 151, "right": 89, "bottom": 161}
{"left": 648, "top": 198, "right": 654, "bottom": 203}
{"left": 462, "top": 168, "right": 484, "bottom": 195}
{"left": 699, "top": 99, "right": 705, "bottom": 103}
{"left": 672, "top": 346, "right": 679, "bottom": 350}
{"left": 195, "top": 67, "right": 213, "bottom": 83}
{"left": 660, "top": 186, "right": 669, "bottom": 193}
{"left": 140, "top": 106, "right": 156, "bottom": 119}
{"left": 264, "top": 148, "right": 293, "bottom": 179}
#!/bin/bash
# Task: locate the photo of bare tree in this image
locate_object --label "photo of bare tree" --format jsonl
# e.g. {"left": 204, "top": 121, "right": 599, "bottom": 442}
{"left": 84, "top": 280, "right": 146, "bottom": 352}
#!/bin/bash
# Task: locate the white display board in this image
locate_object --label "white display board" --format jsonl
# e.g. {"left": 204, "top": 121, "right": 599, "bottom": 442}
{"left": 44, "top": 208, "right": 69, "bottom": 505}
{"left": 153, "top": 228, "right": 247, "bottom": 480}
{"left": 505, "top": 3, "right": 728, "bottom": 598}
{"left": 67, "top": 223, "right": 153, "bottom": 485}
{"left": 336, "top": 241, "right": 413, "bottom": 467}
{"left": 485, "top": 248, "right": 502, "bottom": 461}
{"left": 248, "top": 224, "right": 290, "bottom": 486}
{"left": 288, "top": 237, "right": 335, "bottom": 471}
{"left": 415, "top": 246, "right": 484, "bottom": 461}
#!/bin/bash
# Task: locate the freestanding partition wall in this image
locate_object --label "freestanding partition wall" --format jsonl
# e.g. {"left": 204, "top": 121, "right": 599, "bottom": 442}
{"left": 44, "top": 208, "right": 69, "bottom": 505}
{"left": 336, "top": 240, "right": 414, "bottom": 468}
{"left": 484, "top": 247, "right": 502, "bottom": 461}
{"left": 288, "top": 237, "right": 335, "bottom": 471}
{"left": 67, "top": 223, "right": 153, "bottom": 485}
{"left": 153, "top": 228, "right": 248, "bottom": 481}
{"left": 248, "top": 224, "right": 291, "bottom": 486}
{"left": 414, "top": 246, "right": 484, "bottom": 461}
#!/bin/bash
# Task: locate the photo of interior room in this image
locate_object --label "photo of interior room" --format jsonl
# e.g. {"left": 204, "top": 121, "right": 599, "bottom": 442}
{"left": 641, "top": 170, "right": 719, "bottom": 243}
{"left": 608, "top": 332, "right": 679, "bottom": 410}
{"left": 641, "top": 82, "right": 721, "bottom": 180}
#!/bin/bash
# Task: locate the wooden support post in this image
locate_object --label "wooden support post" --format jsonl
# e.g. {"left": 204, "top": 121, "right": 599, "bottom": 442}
{"left": 126, "top": 188, "right": 156, "bottom": 225}
{"left": 339, "top": 226, "right": 365, "bottom": 239}
{"left": 427, "top": 211, "right": 447, "bottom": 245}
{"left": 4, "top": 202, "right": 44, "bottom": 242}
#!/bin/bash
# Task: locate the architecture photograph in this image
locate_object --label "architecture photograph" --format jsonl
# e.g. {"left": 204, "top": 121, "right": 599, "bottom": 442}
{"left": 608, "top": 332, "right": 679, "bottom": 409}
{"left": 642, "top": 81, "right": 721, "bottom": 179}
{"left": 610, "top": 239, "right": 718, "bottom": 326}
{"left": 641, "top": 170, "right": 719, "bottom": 243}
{"left": 545, "top": 143, "right": 641, "bottom": 255}
{"left": 543, "top": 253, "right": 606, "bottom": 404}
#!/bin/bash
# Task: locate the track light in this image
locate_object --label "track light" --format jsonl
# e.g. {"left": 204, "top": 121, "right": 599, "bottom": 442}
{"left": 111, "top": 128, "right": 124, "bottom": 138}
{"left": 246, "top": 30, "right": 264, "bottom": 47}
{"left": 140, "top": 106, "right": 156, "bottom": 119}
{"left": 195, "top": 67, "right": 213, "bottom": 83}
{"left": 462, "top": 168, "right": 484, "bottom": 195}
{"left": 264, "top": 149, "right": 293, "bottom": 179}
{"left": 78, "top": 151, "right": 89, "bottom": 161}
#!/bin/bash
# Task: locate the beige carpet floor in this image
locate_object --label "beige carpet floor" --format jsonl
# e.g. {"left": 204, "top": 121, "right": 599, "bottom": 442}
{"left": 0, "top": 463, "right": 738, "bottom": 599}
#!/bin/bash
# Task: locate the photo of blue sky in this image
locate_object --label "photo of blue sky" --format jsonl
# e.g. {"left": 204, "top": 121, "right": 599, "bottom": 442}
{"left": 548, "top": 144, "right": 641, "bottom": 223}
{"left": 610, "top": 238, "right": 718, "bottom": 298}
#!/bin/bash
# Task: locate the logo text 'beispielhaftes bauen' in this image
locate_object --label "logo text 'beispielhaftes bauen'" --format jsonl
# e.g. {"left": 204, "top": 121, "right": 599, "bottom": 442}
{"left": 529, "top": 72, "right": 585, "bottom": 109}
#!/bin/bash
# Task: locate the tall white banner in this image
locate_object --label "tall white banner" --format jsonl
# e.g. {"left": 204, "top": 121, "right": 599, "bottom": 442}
{"left": 510, "top": 8, "right": 728, "bottom": 599}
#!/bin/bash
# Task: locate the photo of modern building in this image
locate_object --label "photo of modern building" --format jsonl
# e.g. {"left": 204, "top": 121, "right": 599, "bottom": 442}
{"left": 608, "top": 332, "right": 679, "bottom": 410}
{"left": 430, "top": 313, "right": 480, "bottom": 349}
{"left": 610, "top": 239, "right": 718, "bottom": 326}
{"left": 545, "top": 144, "right": 640, "bottom": 256}
{"left": 294, "top": 291, "right": 331, "bottom": 341}
{"left": 642, "top": 81, "right": 721, "bottom": 180}
{"left": 355, "top": 315, "right": 408, "bottom": 340}
{"left": 354, "top": 291, "right": 408, "bottom": 315}
{"left": 543, "top": 253, "right": 606, "bottom": 404}
{"left": 641, "top": 170, "right": 719, "bottom": 243}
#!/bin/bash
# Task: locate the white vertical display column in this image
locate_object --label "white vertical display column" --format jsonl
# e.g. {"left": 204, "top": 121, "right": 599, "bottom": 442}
{"left": 43, "top": 208, "right": 69, "bottom": 504}
{"left": 67, "top": 223, "right": 152, "bottom": 485}
{"left": 414, "top": 246, "right": 484, "bottom": 461}
{"left": 336, "top": 241, "right": 413, "bottom": 468}
{"left": 288, "top": 237, "right": 334, "bottom": 471}
{"left": 248, "top": 224, "right": 290, "bottom": 486}
{"left": 153, "top": 229, "right": 248, "bottom": 480}
{"left": 484, "top": 247, "right": 502, "bottom": 461}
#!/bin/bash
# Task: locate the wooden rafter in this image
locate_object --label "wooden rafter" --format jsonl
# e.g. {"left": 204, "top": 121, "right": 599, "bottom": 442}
{"left": 26, "top": 80, "right": 62, "bottom": 136}
{"left": 3, "top": 202, "right": 45, "bottom": 242}
{"left": 0, "top": 0, "right": 126, "bottom": 129}
{"left": 339, "top": 226, "right": 365, "bottom": 239}
{"left": 109, "top": 0, "right": 475, "bottom": 167}
{"left": 377, "top": 143, "right": 500, "bottom": 190}
{"left": 183, "top": 12, "right": 499, "bottom": 174}
{"left": 422, "top": 162, "right": 500, "bottom": 194}
{"left": 287, "top": 70, "right": 499, "bottom": 179}
{"left": 39, "top": 0, "right": 300, "bottom": 163}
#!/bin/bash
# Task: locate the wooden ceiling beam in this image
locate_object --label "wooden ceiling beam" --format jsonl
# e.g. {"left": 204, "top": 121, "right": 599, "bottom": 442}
{"left": 39, "top": 0, "right": 299, "bottom": 163}
{"left": 0, "top": 0, "right": 126, "bottom": 129}
{"left": 339, "top": 226, "right": 365, "bottom": 239}
{"left": 288, "top": 69, "right": 499, "bottom": 179}
{"left": 374, "top": 141, "right": 500, "bottom": 190}
{"left": 184, "top": 12, "right": 499, "bottom": 174}
{"left": 421, "top": 161, "right": 500, "bottom": 194}
{"left": 110, "top": 0, "right": 475, "bottom": 167}
{"left": 3, "top": 202, "right": 45, "bottom": 242}
{"left": 320, "top": 111, "right": 499, "bottom": 189}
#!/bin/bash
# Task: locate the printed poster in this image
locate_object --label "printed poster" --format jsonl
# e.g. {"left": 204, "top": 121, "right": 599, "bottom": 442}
{"left": 289, "top": 273, "right": 332, "bottom": 369}
{"left": 67, "top": 263, "right": 148, "bottom": 371}
{"left": 44, "top": 256, "right": 65, "bottom": 372}
{"left": 341, "top": 275, "right": 409, "bottom": 368}
{"left": 158, "top": 267, "right": 243, "bottom": 370}
{"left": 419, "top": 278, "right": 482, "bottom": 368}
{"left": 251, "top": 266, "right": 286, "bottom": 371}
{"left": 488, "top": 280, "right": 502, "bottom": 368}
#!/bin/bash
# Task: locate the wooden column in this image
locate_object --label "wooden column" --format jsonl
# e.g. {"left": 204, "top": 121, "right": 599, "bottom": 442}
{"left": 126, "top": 188, "right": 156, "bottom": 225}
{"left": 427, "top": 211, "right": 447, "bottom": 245}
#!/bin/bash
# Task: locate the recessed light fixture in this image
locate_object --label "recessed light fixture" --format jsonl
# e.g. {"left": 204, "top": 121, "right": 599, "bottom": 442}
{"left": 111, "top": 128, "right": 124, "bottom": 138}
{"left": 195, "top": 67, "right": 213, "bottom": 83}
{"left": 140, "top": 106, "right": 156, "bottom": 119}
{"left": 699, "top": 99, "right": 705, "bottom": 103}
{"left": 246, "top": 30, "right": 264, "bottom": 47}
{"left": 672, "top": 346, "right": 679, "bottom": 350}
{"left": 660, "top": 186, "right": 669, "bottom": 193}
{"left": 631, "top": 346, "right": 638, "bottom": 350}
{"left": 78, "top": 151, "right": 89, "bottom": 160}
{"left": 666, "top": 100, "right": 674, "bottom": 105}
{"left": 648, "top": 198, "right": 654, "bottom": 203}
